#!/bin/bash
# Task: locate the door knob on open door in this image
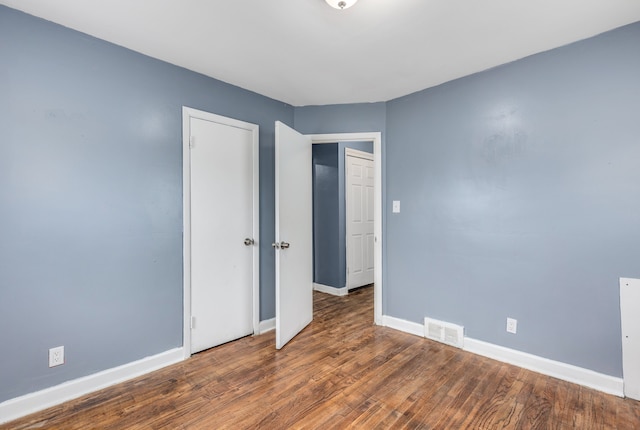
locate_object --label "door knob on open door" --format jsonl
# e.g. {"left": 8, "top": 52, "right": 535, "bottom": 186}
{"left": 244, "top": 238, "right": 255, "bottom": 246}
{"left": 272, "top": 241, "right": 290, "bottom": 249}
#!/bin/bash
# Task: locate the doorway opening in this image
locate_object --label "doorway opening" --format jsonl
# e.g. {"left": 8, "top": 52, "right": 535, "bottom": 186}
{"left": 309, "top": 132, "right": 382, "bottom": 325}
{"left": 312, "top": 144, "right": 373, "bottom": 291}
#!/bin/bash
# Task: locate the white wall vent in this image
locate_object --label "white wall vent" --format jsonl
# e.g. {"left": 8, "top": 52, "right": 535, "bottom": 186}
{"left": 424, "top": 317, "right": 464, "bottom": 349}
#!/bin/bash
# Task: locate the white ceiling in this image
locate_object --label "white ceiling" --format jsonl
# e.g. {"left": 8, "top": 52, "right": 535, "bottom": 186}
{"left": 3, "top": 0, "right": 640, "bottom": 106}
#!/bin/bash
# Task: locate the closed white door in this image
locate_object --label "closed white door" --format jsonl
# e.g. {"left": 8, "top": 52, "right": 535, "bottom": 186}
{"left": 621, "top": 277, "right": 640, "bottom": 400}
{"left": 189, "top": 112, "right": 258, "bottom": 354}
{"left": 274, "top": 121, "right": 313, "bottom": 349}
{"left": 346, "top": 150, "right": 375, "bottom": 289}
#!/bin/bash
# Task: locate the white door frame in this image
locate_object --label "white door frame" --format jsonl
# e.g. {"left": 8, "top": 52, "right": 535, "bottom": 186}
{"left": 309, "top": 132, "right": 383, "bottom": 326}
{"left": 345, "top": 148, "right": 375, "bottom": 290}
{"left": 182, "top": 106, "right": 260, "bottom": 359}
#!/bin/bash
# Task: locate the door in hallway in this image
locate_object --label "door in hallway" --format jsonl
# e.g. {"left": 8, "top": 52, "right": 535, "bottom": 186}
{"left": 346, "top": 149, "right": 374, "bottom": 289}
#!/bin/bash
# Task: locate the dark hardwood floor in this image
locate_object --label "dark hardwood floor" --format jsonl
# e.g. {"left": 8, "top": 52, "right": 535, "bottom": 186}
{"left": 3, "top": 286, "right": 639, "bottom": 429}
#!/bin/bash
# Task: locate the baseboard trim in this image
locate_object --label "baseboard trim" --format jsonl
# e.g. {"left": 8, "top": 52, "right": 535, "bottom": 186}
{"left": 258, "top": 318, "right": 275, "bottom": 334}
{"left": 0, "top": 347, "right": 185, "bottom": 425}
{"left": 1, "top": 325, "right": 624, "bottom": 425}
{"left": 464, "top": 338, "right": 624, "bottom": 397}
{"left": 381, "top": 315, "right": 424, "bottom": 337}
{"left": 313, "top": 283, "right": 348, "bottom": 297}
{"left": 380, "top": 315, "right": 624, "bottom": 397}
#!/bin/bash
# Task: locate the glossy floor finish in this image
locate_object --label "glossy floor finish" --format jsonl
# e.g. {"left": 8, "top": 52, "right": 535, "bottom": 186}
{"left": 4, "top": 287, "right": 639, "bottom": 429}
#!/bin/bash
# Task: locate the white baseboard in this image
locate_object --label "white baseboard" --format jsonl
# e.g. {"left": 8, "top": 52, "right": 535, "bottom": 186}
{"left": 380, "top": 314, "right": 623, "bottom": 397}
{"left": 464, "top": 338, "right": 624, "bottom": 397}
{"left": 258, "top": 318, "right": 275, "bottom": 334}
{"left": 381, "top": 315, "right": 424, "bottom": 337}
{"left": 0, "top": 347, "right": 185, "bottom": 425}
{"left": 313, "top": 283, "right": 348, "bottom": 297}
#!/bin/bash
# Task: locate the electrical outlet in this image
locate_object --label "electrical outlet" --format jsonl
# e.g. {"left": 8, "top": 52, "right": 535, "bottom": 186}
{"left": 49, "top": 346, "right": 64, "bottom": 367}
{"left": 506, "top": 318, "right": 517, "bottom": 334}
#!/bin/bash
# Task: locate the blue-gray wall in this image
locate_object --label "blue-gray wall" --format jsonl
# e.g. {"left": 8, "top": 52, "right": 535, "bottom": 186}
{"left": 2, "top": 2, "right": 638, "bottom": 407}
{"left": 0, "top": 6, "right": 292, "bottom": 403}
{"left": 294, "top": 103, "right": 387, "bottom": 136}
{"left": 385, "top": 22, "right": 640, "bottom": 377}
{"left": 312, "top": 141, "right": 373, "bottom": 289}
{"left": 312, "top": 144, "right": 340, "bottom": 287}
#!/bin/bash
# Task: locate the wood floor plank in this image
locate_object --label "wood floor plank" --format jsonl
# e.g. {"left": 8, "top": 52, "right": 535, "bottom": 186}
{"left": 2, "top": 286, "right": 639, "bottom": 429}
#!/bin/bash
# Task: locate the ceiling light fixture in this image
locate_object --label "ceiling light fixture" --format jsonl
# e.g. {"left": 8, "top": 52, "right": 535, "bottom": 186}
{"left": 325, "top": 0, "right": 358, "bottom": 10}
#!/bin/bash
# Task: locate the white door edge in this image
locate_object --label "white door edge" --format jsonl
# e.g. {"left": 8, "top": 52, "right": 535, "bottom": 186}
{"left": 345, "top": 147, "right": 374, "bottom": 161}
{"left": 309, "top": 132, "right": 383, "bottom": 326}
{"left": 345, "top": 148, "right": 375, "bottom": 290}
{"left": 182, "top": 106, "right": 260, "bottom": 359}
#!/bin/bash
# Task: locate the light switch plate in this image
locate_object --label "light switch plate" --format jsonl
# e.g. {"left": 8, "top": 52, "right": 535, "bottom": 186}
{"left": 392, "top": 201, "right": 400, "bottom": 213}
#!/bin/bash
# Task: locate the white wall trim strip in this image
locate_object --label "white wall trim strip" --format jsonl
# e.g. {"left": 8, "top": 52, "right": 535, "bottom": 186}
{"left": 381, "top": 315, "right": 424, "bottom": 337}
{"left": 258, "top": 318, "right": 276, "bottom": 334}
{"left": 464, "top": 338, "right": 624, "bottom": 397}
{"left": 0, "top": 348, "right": 185, "bottom": 425}
{"left": 380, "top": 315, "right": 623, "bottom": 397}
{"left": 313, "top": 283, "right": 348, "bottom": 297}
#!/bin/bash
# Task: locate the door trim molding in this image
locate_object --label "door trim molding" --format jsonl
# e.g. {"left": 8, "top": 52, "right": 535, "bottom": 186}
{"left": 182, "top": 106, "right": 260, "bottom": 358}
{"left": 309, "top": 132, "right": 383, "bottom": 326}
{"left": 345, "top": 148, "right": 374, "bottom": 290}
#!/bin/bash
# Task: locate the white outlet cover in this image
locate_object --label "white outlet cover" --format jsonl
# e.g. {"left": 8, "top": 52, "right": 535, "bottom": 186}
{"left": 392, "top": 200, "right": 400, "bottom": 213}
{"left": 49, "top": 345, "right": 65, "bottom": 367}
{"left": 506, "top": 318, "right": 518, "bottom": 334}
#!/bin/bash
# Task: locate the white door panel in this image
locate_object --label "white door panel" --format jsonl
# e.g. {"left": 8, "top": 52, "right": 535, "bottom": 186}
{"left": 621, "top": 277, "right": 640, "bottom": 400}
{"left": 189, "top": 115, "right": 256, "bottom": 353}
{"left": 366, "top": 180, "right": 375, "bottom": 222}
{"left": 366, "top": 234, "right": 375, "bottom": 271}
{"left": 275, "top": 121, "right": 313, "bottom": 349}
{"left": 346, "top": 151, "right": 375, "bottom": 289}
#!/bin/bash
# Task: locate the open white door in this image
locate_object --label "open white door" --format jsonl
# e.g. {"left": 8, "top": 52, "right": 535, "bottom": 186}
{"left": 274, "top": 121, "right": 313, "bottom": 349}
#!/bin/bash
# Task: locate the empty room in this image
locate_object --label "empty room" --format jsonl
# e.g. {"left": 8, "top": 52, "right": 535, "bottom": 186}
{"left": 1, "top": 0, "right": 640, "bottom": 428}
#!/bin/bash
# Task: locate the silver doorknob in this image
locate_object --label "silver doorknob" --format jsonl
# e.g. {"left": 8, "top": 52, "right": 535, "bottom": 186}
{"left": 272, "top": 241, "right": 290, "bottom": 249}
{"left": 244, "top": 238, "right": 255, "bottom": 246}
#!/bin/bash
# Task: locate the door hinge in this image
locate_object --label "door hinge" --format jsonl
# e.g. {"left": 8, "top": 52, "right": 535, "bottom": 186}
{"left": 190, "top": 136, "right": 195, "bottom": 148}
{"left": 191, "top": 316, "right": 196, "bottom": 329}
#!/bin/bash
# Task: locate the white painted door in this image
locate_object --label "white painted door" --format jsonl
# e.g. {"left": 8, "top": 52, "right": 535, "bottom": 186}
{"left": 274, "top": 121, "right": 313, "bottom": 349}
{"left": 346, "top": 150, "right": 375, "bottom": 289}
{"left": 621, "top": 277, "right": 640, "bottom": 400}
{"left": 189, "top": 114, "right": 257, "bottom": 354}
